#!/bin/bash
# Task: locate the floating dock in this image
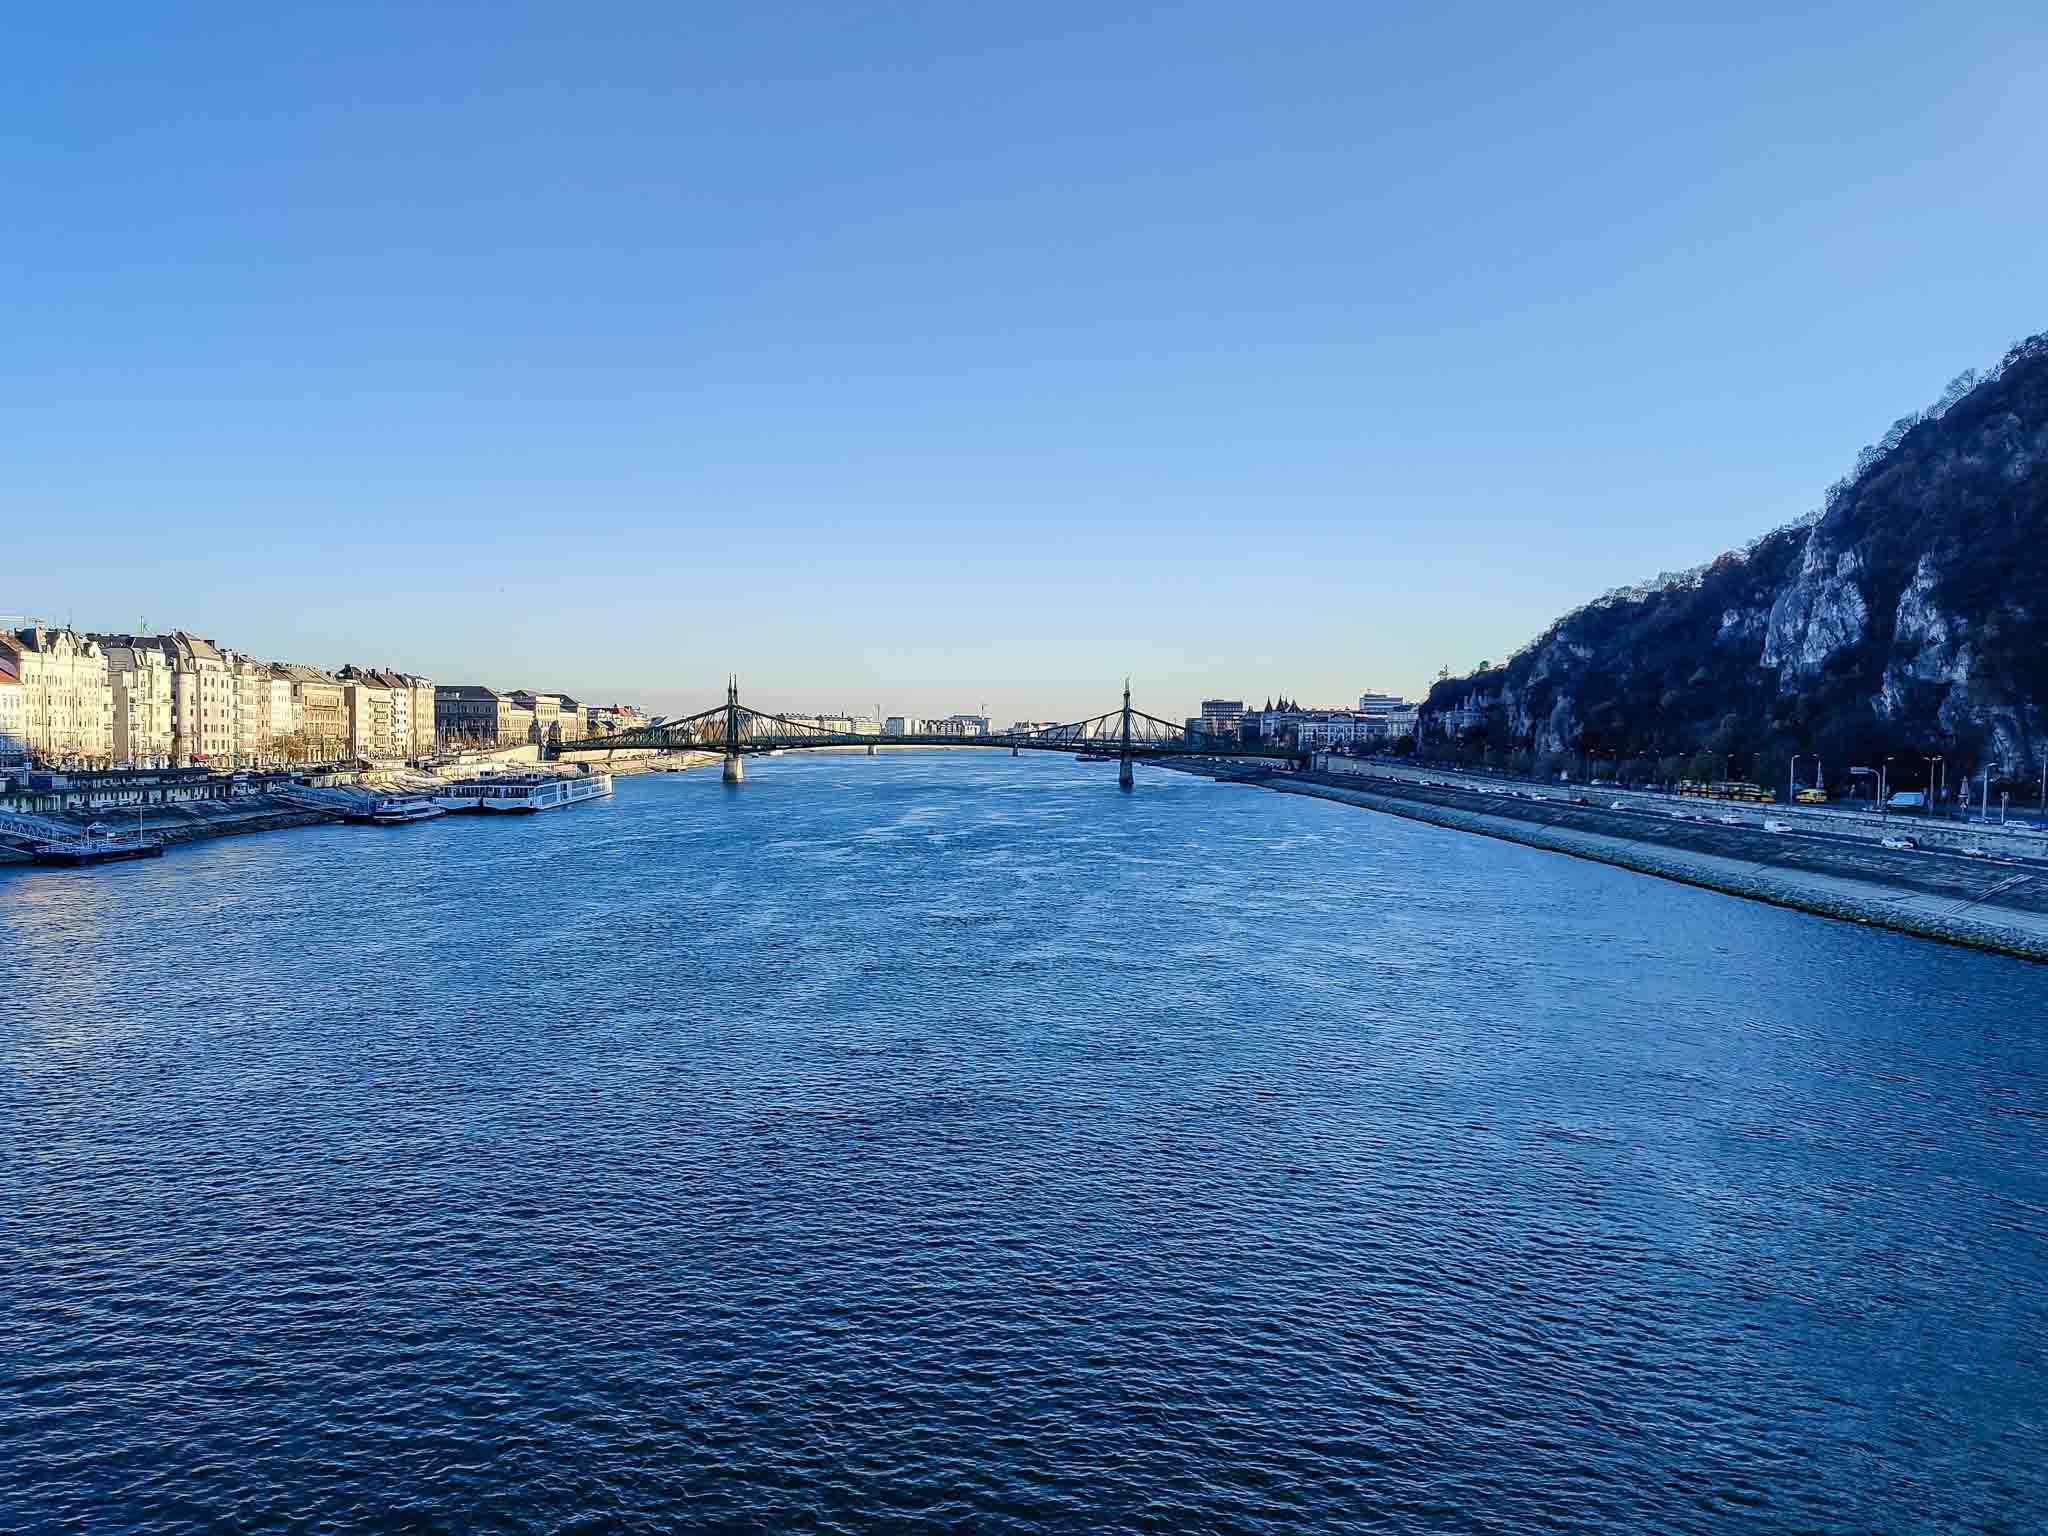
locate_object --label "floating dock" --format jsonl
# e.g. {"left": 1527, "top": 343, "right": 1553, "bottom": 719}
{"left": 31, "top": 839, "right": 166, "bottom": 867}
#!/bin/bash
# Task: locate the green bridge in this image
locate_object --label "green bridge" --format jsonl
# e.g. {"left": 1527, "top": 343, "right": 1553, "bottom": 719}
{"left": 550, "top": 681, "right": 1303, "bottom": 787}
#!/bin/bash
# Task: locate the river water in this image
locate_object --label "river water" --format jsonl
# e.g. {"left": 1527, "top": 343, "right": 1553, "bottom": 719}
{"left": 4, "top": 754, "right": 2045, "bottom": 1533}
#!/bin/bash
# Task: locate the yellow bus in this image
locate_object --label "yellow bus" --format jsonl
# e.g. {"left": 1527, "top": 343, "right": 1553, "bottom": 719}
{"left": 1679, "top": 779, "right": 1773, "bottom": 802}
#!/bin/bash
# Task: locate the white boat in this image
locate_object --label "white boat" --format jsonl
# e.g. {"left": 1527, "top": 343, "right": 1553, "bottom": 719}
{"left": 369, "top": 795, "right": 447, "bottom": 825}
{"left": 432, "top": 778, "right": 504, "bottom": 814}
{"left": 432, "top": 770, "right": 614, "bottom": 814}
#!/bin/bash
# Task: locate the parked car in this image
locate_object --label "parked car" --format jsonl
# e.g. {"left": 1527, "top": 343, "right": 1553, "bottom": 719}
{"left": 1960, "top": 845, "right": 1988, "bottom": 858}
{"left": 1764, "top": 819, "right": 1793, "bottom": 833}
{"left": 1881, "top": 835, "right": 1919, "bottom": 850}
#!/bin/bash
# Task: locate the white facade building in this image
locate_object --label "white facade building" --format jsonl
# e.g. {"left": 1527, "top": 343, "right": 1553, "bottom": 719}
{"left": 163, "top": 633, "right": 235, "bottom": 765}
{"left": 1199, "top": 699, "right": 1246, "bottom": 736}
{"left": 258, "top": 668, "right": 297, "bottom": 759}
{"left": 102, "top": 641, "right": 177, "bottom": 766}
{"left": 227, "top": 653, "right": 298, "bottom": 763}
{"left": 1296, "top": 714, "right": 1392, "bottom": 749}
{"left": 342, "top": 675, "right": 403, "bottom": 761}
{"left": 785, "top": 713, "right": 879, "bottom": 736}
{"left": 385, "top": 678, "right": 413, "bottom": 759}
{"left": 0, "top": 666, "right": 25, "bottom": 770}
{"left": 3, "top": 627, "right": 113, "bottom": 765}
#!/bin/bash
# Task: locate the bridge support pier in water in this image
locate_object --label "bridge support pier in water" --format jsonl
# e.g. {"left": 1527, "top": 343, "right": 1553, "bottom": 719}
{"left": 867, "top": 743, "right": 876, "bottom": 756}
{"left": 722, "top": 753, "right": 745, "bottom": 784}
{"left": 1119, "top": 751, "right": 1134, "bottom": 790}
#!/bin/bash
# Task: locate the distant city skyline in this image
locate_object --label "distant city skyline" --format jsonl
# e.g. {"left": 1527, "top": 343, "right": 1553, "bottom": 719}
{"left": 7, "top": 4, "right": 2044, "bottom": 722}
{"left": 4, "top": 608, "right": 1414, "bottom": 731}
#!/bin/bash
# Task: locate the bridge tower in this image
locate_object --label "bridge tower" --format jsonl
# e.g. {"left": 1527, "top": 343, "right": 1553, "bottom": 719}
{"left": 1118, "top": 678, "right": 1135, "bottom": 790}
{"left": 722, "top": 675, "right": 745, "bottom": 784}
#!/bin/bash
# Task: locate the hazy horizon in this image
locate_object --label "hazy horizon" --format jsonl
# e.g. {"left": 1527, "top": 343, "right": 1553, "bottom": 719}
{"left": 8, "top": 3, "right": 2045, "bottom": 723}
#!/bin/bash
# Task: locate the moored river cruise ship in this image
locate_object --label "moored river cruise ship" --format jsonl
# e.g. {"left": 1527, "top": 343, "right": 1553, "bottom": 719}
{"left": 431, "top": 770, "right": 613, "bottom": 815}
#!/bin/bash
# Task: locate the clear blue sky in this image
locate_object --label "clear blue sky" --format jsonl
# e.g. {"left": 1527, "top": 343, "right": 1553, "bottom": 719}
{"left": 6, "top": 2, "right": 2044, "bottom": 723}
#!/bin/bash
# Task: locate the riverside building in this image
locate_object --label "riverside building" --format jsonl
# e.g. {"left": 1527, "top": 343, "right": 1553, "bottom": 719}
{"left": 0, "top": 659, "right": 25, "bottom": 770}
{"left": 281, "top": 664, "right": 349, "bottom": 759}
{"left": 2, "top": 627, "right": 114, "bottom": 766}
{"left": 509, "top": 691, "right": 585, "bottom": 748}
{"left": 339, "top": 670, "right": 402, "bottom": 760}
{"left": 435, "top": 684, "right": 538, "bottom": 749}
{"left": 100, "top": 640, "right": 177, "bottom": 767}
{"left": 1199, "top": 699, "right": 1246, "bottom": 737}
{"left": 341, "top": 666, "right": 436, "bottom": 758}
{"left": 163, "top": 633, "right": 236, "bottom": 766}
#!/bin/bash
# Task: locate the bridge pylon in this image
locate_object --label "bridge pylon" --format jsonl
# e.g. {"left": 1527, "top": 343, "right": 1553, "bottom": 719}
{"left": 1118, "top": 677, "right": 1135, "bottom": 790}
{"left": 722, "top": 675, "right": 745, "bottom": 782}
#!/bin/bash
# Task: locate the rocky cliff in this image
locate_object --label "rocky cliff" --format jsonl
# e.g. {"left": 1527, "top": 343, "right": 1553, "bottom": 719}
{"left": 1424, "top": 332, "right": 2048, "bottom": 788}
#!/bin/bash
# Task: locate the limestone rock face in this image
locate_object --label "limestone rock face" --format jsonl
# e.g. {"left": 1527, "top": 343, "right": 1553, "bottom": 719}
{"left": 1761, "top": 542, "right": 1869, "bottom": 680}
{"left": 1424, "top": 334, "right": 2048, "bottom": 776}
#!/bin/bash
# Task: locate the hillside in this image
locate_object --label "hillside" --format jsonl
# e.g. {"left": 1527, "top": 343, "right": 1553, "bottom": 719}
{"left": 1422, "top": 333, "right": 2048, "bottom": 796}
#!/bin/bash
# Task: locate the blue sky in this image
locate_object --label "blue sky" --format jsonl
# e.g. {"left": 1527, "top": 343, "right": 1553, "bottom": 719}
{"left": 6, "top": 2, "right": 2044, "bottom": 723}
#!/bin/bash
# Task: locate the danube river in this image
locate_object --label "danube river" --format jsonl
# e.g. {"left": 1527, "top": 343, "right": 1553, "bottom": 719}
{"left": 4, "top": 754, "right": 2045, "bottom": 1532}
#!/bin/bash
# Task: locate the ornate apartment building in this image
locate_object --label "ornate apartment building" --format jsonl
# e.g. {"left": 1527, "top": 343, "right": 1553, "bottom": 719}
{"left": 339, "top": 666, "right": 435, "bottom": 760}
{"left": 1, "top": 627, "right": 114, "bottom": 765}
{"left": 435, "top": 685, "right": 535, "bottom": 748}
{"left": 100, "top": 639, "right": 178, "bottom": 766}
{"left": 277, "top": 665, "right": 347, "bottom": 758}
{"left": 0, "top": 655, "right": 25, "bottom": 769}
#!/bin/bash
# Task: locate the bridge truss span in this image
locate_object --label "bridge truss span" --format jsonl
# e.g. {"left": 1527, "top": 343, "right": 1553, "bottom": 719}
{"left": 552, "top": 679, "right": 1300, "bottom": 786}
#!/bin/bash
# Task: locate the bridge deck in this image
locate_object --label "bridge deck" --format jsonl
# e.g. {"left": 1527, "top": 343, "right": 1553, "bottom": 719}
{"left": 548, "top": 682, "right": 1305, "bottom": 766}
{"left": 557, "top": 731, "right": 1295, "bottom": 760}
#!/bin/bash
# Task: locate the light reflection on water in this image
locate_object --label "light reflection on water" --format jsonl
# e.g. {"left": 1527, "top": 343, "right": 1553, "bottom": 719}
{"left": 4, "top": 752, "right": 2046, "bottom": 1533}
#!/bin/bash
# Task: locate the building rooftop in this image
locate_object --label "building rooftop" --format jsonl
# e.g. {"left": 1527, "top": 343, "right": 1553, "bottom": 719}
{"left": 11, "top": 625, "right": 104, "bottom": 656}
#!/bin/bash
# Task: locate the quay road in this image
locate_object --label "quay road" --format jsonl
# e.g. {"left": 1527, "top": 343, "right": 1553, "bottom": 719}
{"left": 1179, "top": 757, "right": 2048, "bottom": 957}
{"left": 1319, "top": 756, "right": 2048, "bottom": 859}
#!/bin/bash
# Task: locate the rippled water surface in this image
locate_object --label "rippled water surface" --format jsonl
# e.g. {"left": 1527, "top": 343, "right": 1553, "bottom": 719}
{"left": 5, "top": 755, "right": 2047, "bottom": 1533}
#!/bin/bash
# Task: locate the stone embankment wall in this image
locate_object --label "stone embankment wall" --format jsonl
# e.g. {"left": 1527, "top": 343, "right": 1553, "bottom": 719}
{"left": 0, "top": 794, "right": 338, "bottom": 864}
